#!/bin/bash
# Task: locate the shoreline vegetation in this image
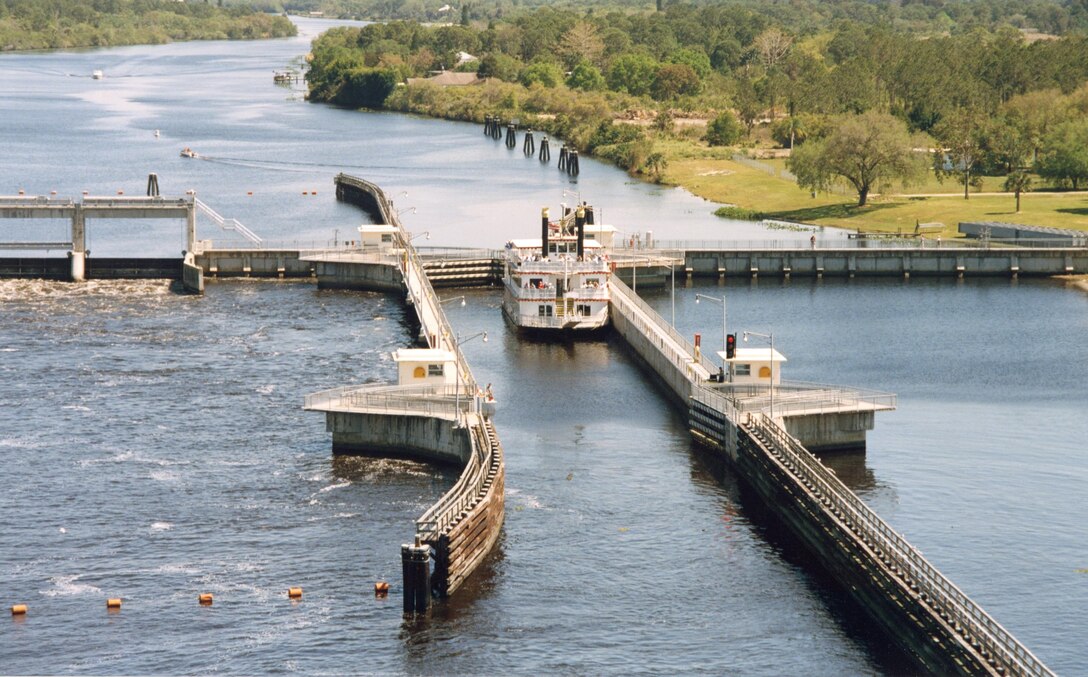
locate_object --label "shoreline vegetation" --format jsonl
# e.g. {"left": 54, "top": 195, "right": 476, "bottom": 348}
{"left": 304, "top": 4, "right": 1088, "bottom": 237}
{"left": 0, "top": 1, "right": 295, "bottom": 51}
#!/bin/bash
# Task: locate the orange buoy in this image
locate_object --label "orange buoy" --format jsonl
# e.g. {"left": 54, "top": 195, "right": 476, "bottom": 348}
{"left": 17, "top": 189, "right": 24, "bottom": 195}
{"left": 117, "top": 190, "right": 124, "bottom": 195}
{"left": 311, "top": 191, "right": 318, "bottom": 196}
{"left": 301, "top": 191, "right": 308, "bottom": 195}
{"left": 246, "top": 191, "right": 253, "bottom": 196}
{"left": 287, "top": 587, "right": 302, "bottom": 599}
{"left": 198, "top": 593, "right": 213, "bottom": 606}
{"left": 11, "top": 604, "right": 27, "bottom": 615}
{"left": 106, "top": 598, "right": 122, "bottom": 610}
{"left": 374, "top": 581, "right": 389, "bottom": 595}
{"left": 50, "top": 190, "right": 57, "bottom": 195}
{"left": 82, "top": 190, "right": 89, "bottom": 195}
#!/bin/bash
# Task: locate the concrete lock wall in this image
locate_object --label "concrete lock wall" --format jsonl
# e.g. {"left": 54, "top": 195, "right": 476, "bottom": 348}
{"left": 314, "top": 260, "right": 404, "bottom": 292}
{"left": 327, "top": 411, "right": 471, "bottom": 466}
{"left": 197, "top": 250, "right": 315, "bottom": 278}
{"left": 609, "top": 300, "right": 694, "bottom": 408}
{"left": 182, "top": 257, "right": 204, "bottom": 294}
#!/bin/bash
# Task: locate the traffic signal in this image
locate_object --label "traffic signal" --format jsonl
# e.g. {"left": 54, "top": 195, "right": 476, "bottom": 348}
{"left": 726, "top": 333, "right": 736, "bottom": 359}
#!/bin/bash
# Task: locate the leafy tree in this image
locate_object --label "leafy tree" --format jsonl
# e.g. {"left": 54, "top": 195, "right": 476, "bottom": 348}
{"left": 1004, "top": 171, "right": 1032, "bottom": 212}
{"left": 606, "top": 53, "right": 658, "bottom": 97}
{"left": 1037, "top": 118, "right": 1088, "bottom": 189}
{"left": 706, "top": 111, "right": 743, "bottom": 146}
{"left": 567, "top": 60, "right": 605, "bottom": 92}
{"left": 788, "top": 112, "right": 923, "bottom": 206}
{"left": 651, "top": 63, "right": 700, "bottom": 101}
{"left": 666, "top": 47, "right": 711, "bottom": 79}
{"left": 733, "top": 77, "right": 762, "bottom": 136}
{"left": 478, "top": 52, "right": 521, "bottom": 82}
{"left": 519, "top": 60, "right": 564, "bottom": 88}
{"left": 338, "top": 67, "right": 398, "bottom": 109}
{"left": 931, "top": 108, "right": 989, "bottom": 199}
{"left": 643, "top": 152, "right": 668, "bottom": 182}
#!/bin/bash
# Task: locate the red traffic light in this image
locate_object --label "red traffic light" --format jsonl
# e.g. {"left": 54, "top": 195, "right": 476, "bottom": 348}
{"left": 726, "top": 333, "right": 737, "bottom": 359}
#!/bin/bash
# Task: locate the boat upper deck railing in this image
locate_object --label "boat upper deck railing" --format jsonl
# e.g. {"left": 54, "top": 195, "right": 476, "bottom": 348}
{"left": 741, "top": 412, "right": 1055, "bottom": 677}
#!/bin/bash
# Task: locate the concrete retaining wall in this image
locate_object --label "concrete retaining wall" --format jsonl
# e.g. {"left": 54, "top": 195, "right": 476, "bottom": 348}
{"left": 609, "top": 300, "right": 694, "bottom": 409}
{"left": 197, "top": 250, "right": 315, "bottom": 278}
{"left": 313, "top": 260, "right": 404, "bottom": 292}
{"left": 182, "top": 256, "right": 204, "bottom": 294}
{"left": 684, "top": 247, "right": 1088, "bottom": 278}
{"left": 326, "top": 411, "right": 471, "bottom": 466}
{"left": 783, "top": 411, "right": 874, "bottom": 452}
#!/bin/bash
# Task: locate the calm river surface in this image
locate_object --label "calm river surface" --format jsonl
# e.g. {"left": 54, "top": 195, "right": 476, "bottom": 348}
{"left": 1, "top": 19, "right": 1086, "bottom": 676}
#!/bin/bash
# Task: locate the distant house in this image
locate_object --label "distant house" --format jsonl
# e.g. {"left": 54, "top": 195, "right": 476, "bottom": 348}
{"left": 406, "top": 71, "right": 488, "bottom": 87}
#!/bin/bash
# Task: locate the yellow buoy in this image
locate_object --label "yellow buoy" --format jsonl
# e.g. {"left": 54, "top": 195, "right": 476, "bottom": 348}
{"left": 106, "top": 598, "right": 122, "bottom": 610}
{"left": 198, "top": 593, "right": 213, "bottom": 606}
{"left": 11, "top": 604, "right": 27, "bottom": 615}
{"left": 287, "top": 587, "right": 302, "bottom": 599}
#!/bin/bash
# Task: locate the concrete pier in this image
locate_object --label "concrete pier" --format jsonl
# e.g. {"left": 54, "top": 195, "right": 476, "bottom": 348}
{"left": 607, "top": 275, "right": 1053, "bottom": 676}
{"left": 305, "top": 174, "right": 505, "bottom": 611}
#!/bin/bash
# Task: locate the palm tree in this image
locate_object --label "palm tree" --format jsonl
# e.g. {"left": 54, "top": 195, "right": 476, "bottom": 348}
{"left": 1004, "top": 170, "right": 1032, "bottom": 213}
{"left": 644, "top": 153, "right": 668, "bottom": 183}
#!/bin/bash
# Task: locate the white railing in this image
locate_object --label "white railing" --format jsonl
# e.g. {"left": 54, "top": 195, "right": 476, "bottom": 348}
{"left": 304, "top": 383, "right": 476, "bottom": 420}
{"left": 642, "top": 238, "right": 1088, "bottom": 251}
{"left": 743, "top": 413, "right": 1054, "bottom": 677}
{"left": 713, "top": 380, "right": 897, "bottom": 416}
{"left": 195, "top": 198, "right": 262, "bottom": 245}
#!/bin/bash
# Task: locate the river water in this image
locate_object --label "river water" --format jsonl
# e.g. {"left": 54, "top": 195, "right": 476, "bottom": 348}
{"left": 1, "top": 19, "right": 1085, "bottom": 676}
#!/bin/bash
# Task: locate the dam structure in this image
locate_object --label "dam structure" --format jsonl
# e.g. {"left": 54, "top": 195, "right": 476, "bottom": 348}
{"left": 303, "top": 174, "right": 504, "bottom": 613}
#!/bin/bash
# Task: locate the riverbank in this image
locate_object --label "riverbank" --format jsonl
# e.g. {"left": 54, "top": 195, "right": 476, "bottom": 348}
{"left": 379, "top": 86, "right": 1088, "bottom": 239}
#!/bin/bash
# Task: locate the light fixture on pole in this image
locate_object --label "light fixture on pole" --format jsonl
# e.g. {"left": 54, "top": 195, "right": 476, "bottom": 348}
{"left": 440, "top": 295, "right": 466, "bottom": 307}
{"left": 453, "top": 331, "right": 488, "bottom": 426}
{"left": 408, "top": 230, "right": 429, "bottom": 241}
{"left": 743, "top": 330, "right": 775, "bottom": 420}
{"left": 695, "top": 293, "right": 727, "bottom": 379}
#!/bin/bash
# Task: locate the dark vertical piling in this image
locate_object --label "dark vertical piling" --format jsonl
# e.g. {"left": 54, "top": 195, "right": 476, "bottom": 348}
{"left": 569, "top": 150, "right": 580, "bottom": 176}
{"left": 146, "top": 173, "right": 160, "bottom": 197}
{"left": 558, "top": 145, "right": 568, "bottom": 172}
{"left": 505, "top": 124, "right": 516, "bottom": 149}
{"left": 401, "top": 537, "right": 431, "bottom": 614}
{"left": 523, "top": 129, "right": 535, "bottom": 156}
{"left": 539, "top": 136, "right": 550, "bottom": 163}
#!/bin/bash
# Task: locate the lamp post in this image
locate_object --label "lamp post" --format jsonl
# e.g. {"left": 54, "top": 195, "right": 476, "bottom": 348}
{"left": 440, "top": 295, "right": 466, "bottom": 307}
{"left": 453, "top": 331, "right": 487, "bottom": 426}
{"left": 408, "top": 230, "right": 429, "bottom": 242}
{"left": 695, "top": 293, "right": 727, "bottom": 379}
{"left": 743, "top": 330, "right": 774, "bottom": 420}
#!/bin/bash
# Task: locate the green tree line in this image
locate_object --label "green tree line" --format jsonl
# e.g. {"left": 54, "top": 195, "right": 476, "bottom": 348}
{"left": 306, "top": 6, "right": 1088, "bottom": 195}
{"left": 0, "top": 0, "right": 296, "bottom": 50}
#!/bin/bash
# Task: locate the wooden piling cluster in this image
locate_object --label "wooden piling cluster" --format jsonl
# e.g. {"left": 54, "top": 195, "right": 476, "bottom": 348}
{"left": 481, "top": 116, "right": 573, "bottom": 174}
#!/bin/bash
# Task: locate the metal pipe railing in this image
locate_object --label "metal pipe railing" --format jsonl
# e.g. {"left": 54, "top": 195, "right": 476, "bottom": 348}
{"left": 739, "top": 412, "right": 1053, "bottom": 677}
{"left": 610, "top": 276, "right": 718, "bottom": 377}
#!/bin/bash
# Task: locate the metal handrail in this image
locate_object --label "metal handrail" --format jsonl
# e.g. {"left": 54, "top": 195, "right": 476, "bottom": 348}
{"left": 640, "top": 238, "right": 1088, "bottom": 251}
{"left": 610, "top": 276, "right": 718, "bottom": 377}
{"left": 742, "top": 413, "right": 1054, "bottom": 677}
{"left": 713, "top": 381, "right": 898, "bottom": 415}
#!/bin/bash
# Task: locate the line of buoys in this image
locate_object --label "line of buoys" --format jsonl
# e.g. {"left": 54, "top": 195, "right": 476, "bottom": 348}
{"left": 522, "top": 129, "right": 535, "bottom": 156}
{"left": 539, "top": 136, "right": 550, "bottom": 163}
{"left": 288, "top": 587, "right": 303, "bottom": 599}
{"left": 198, "top": 593, "right": 214, "bottom": 606}
{"left": 11, "top": 604, "right": 27, "bottom": 615}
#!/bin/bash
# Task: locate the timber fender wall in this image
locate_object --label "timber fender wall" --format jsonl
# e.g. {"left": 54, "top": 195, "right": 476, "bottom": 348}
{"left": 429, "top": 419, "right": 505, "bottom": 597}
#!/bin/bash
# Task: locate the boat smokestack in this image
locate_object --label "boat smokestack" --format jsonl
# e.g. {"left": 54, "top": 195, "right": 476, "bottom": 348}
{"left": 585, "top": 206, "right": 594, "bottom": 225}
{"left": 575, "top": 206, "right": 586, "bottom": 260}
{"left": 541, "top": 207, "right": 550, "bottom": 259}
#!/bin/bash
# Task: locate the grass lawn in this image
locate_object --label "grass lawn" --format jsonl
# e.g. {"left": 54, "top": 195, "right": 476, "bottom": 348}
{"left": 659, "top": 140, "right": 1088, "bottom": 237}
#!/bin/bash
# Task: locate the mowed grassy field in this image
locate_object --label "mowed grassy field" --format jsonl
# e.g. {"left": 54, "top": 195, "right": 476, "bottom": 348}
{"left": 659, "top": 140, "right": 1088, "bottom": 238}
